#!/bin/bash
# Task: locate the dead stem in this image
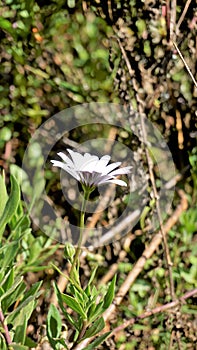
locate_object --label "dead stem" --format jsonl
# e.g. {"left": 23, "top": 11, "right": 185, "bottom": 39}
{"left": 111, "top": 287, "right": 197, "bottom": 334}
{"left": 176, "top": 0, "right": 192, "bottom": 34}
{"left": 173, "top": 41, "right": 197, "bottom": 88}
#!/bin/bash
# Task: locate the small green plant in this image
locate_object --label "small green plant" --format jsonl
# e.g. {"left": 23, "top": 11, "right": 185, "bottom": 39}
{"left": 47, "top": 149, "right": 131, "bottom": 349}
{"left": 47, "top": 264, "right": 115, "bottom": 349}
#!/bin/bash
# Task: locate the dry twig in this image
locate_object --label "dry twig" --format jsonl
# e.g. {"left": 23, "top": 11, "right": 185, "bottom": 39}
{"left": 176, "top": 0, "right": 192, "bottom": 34}
{"left": 173, "top": 41, "right": 197, "bottom": 89}
{"left": 111, "top": 287, "right": 197, "bottom": 334}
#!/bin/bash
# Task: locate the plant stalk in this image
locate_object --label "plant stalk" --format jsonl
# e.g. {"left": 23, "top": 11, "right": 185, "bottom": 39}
{"left": 0, "top": 308, "right": 12, "bottom": 345}
{"left": 70, "top": 187, "right": 92, "bottom": 279}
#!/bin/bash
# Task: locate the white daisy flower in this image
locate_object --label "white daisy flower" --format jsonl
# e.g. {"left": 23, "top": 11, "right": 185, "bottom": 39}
{"left": 51, "top": 149, "right": 131, "bottom": 188}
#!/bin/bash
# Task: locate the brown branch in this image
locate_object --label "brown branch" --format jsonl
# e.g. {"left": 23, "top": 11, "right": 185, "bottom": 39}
{"left": 176, "top": 0, "right": 192, "bottom": 34}
{"left": 170, "top": 0, "right": 177, "bottom": 42}
{"left": 111, "top": 287, "right": 197, "bottom": 334}
{"left": 173, "top": 41, "right": 197, "bottom": 88}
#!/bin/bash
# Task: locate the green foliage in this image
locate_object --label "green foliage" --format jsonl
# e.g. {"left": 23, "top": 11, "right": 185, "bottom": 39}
{"left": 49, "top": 273, "right": 116, "bottom": 347}
{"left": 46, "top": 304, "right": 68, "bottom": 350}
{"left": 83, "top": 331, "right": 111, "bottom": 350}
{"left": 0, "top": 174, "right": 59, "bottom": 348}
{"left": 0, "top": 0, "right": 114, "bottom": 162}
{"left": 0, "top": 175, "right": 20, "bottom": 239}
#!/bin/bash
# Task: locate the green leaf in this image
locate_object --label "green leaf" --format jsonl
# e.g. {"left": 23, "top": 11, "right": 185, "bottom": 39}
{"left": 53, "top": 282, "right": 79, "bottom": 330}
{"left": 69, "top": 284, "right": 88, "bottom": 306}
{"left": 24, "top": 336, "right": 37, "bottom": 348}
{"left": 0, "top": 173, "right": 8, "bottom": 217}
{"left": 61, "top": 293, "right": 87, "bottom": 319}
{"left": 103, "top": 275, "right": 116, "bottom": 310}
{"left": 1, "top": 278, "right": 26, "bottom": 313}
{"left": 0, "top": 240, "right": 20, "bottom": 269}
{"left": 0, "top": 16, "right": 15, "bottom": 37}
{"left": 88, "top": 301, "right": 104, "bottom": 323}
{"left": 1, "top": 267, "right": 14, "bottom": 292}
{"left": 87, "top": 266, "right": 98, "bottom": 287}
{"left": 0, "top": 175, "right": 20, "bottom": 239}
{"left": 10, "top": 345, "right": 29, "bottom": 350}
{"left": 0, "top": 334, "right": 7, "bottom": 350}
{"left": 13, "top": 315, "right": 27, "bottom": 344}
{"left": 20, "top": 281, "right": 42, "bottom": 302}
{"left": 7, "top": 282, "right": 42, "bottom": 323}
{"left": 11, "top": 215, "right": 31, "bottom": 235}
{"left": 81, "top": 317, "right": 105, "bottom": 341}
{"left": 83, "top": 331, "right": 111, "bottom": 350}
{"left": 0, "top": 276, "right": 24, "bottom": 301}
{"left": 47, "top": 304, "right": 62, "bottom": 339}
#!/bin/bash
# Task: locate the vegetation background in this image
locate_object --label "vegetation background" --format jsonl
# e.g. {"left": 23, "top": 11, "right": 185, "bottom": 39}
{"left": 0, "top": 0, "right": 196, "bottom": 349}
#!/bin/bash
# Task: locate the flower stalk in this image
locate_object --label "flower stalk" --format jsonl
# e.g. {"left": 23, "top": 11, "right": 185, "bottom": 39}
{"left": 70, "top": 185, "right": 94, "bottom": 280}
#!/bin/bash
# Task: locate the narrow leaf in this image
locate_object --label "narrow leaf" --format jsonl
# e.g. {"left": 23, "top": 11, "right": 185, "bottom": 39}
{"left": 61, "top": 294, "right": 87, "bottom": 319}
{"left": 87, "top": 266, "right": 98, "bottom": 287}
{"left": 83, "top": 332, "right": 111, "bottom": 350}
{"left": 47, "top": 304, "right": 62, "bottom": 339}
{"left": 81, "top": 317, "right": 105, "bottom": 341}
{"left": 0, "top": 175, "right": 20, "bottom": 239}
{"left": 103, "top": 275, "right": 116, "bottom": 310}
{"left": 1, "top": 267, "right": 14, "bottom": 292}
{"left": 0, "top": 241, "right": 20, "bottom": 269}
{"left": 13, "top": 316, "right": 27, "bottom": 344}
{"left": 88, "top": 301, "right": 104, "bottom": 323}
{"left": 7, "top": 283, "right": 42, "bottom": 323}
{"left": 0, "top": 173, "right": 8, "bottom": 217}
{"left": 53, "top": 282, "right": 79, "bottom": 330}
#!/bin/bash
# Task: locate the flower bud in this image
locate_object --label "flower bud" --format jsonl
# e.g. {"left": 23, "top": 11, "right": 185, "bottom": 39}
{"left": 64, "top": 243, "right": 75, "bottom": 263}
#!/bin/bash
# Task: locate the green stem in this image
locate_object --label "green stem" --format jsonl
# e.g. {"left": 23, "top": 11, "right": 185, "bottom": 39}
{"left": 70, "top": 186, "right": 93, "bottom": 280}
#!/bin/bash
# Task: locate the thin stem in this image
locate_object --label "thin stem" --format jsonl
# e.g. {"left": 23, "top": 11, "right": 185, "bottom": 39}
{"left": 173, "top": 41, "right": 197, "bottom": 89}
{"left": 176, "top": 0, "right": 192, "bottom": 34}
{"left": 77, "top": 320, "right": 88, "bottom": 343}
{"left": 0, "top": 309, "right": 12, "bottom": 345}
{"left": 70, "top": 187, "right": 92, "bottom": 280}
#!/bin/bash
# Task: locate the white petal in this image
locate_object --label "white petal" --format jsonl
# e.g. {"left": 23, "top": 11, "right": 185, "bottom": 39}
{"left": 80, "top": 153, "right": 99, "bottom": 171}
{"left": 57, "top": 152, "right": 74, "bottom": 167}
{"left": 92, "top": 173, "right": 111, "bottom": 185}
{"left": 51, "top": 160, "right": 65, "bottom": 168}
{"left": 109, "top": 166, "right": 132, "bottom": 176}
{"left": 83, "top": 152, "right": 98, "bottom": 163}
{"left": 94, "top": 155, "right": 111, "bottom": 173}
{"left": 67, "top": 149, "right": 85, "bottom": 169}
{"left": 104, "top": 179, "right": 128, "bottom": 186}
{"left": 51, "top": 160, "right": 80, "bottom": 180}
{"left": 103, "top": 162, "right": 121, "bottom": 174}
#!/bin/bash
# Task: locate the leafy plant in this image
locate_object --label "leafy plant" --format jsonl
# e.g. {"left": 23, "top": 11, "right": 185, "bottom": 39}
{"left": 47, "top": 252, "right": 115, "bottom": 349}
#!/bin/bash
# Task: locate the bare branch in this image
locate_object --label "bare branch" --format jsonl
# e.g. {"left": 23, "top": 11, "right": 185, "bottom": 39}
{"left": 173, "top": 41, "right": 197, "bottom": 89}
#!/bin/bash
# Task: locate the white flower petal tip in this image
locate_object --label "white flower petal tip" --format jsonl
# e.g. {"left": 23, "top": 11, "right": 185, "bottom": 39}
{"left": 51, "top": 149, "right": 131, "bottom": 188}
